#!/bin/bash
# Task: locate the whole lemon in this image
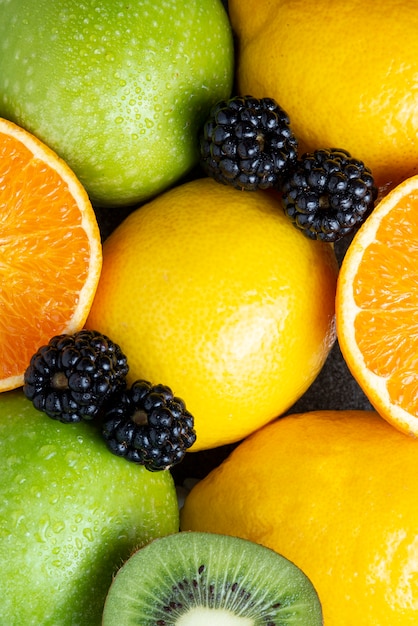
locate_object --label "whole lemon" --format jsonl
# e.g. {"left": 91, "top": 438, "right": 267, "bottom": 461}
{"left": 229, "top": 0, "right": 418, "bottom": 195}
{"left": 181, "top": 410, "right": 418, "bottom": 624}
{"left": 86, "top": 179, "right": 338, "bottom": 450}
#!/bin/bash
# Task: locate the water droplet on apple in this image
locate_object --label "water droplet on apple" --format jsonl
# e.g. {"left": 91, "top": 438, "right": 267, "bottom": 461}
{"left": 13, "top": 473, "right": 26, "bottom": 485}
{"left": 65, "top": 451, "right": 79, "bottom": 468}
{"left": 38, "top": 444, "right": 57, "bottom": 460}
{"left": 35, "top": 514, "right": 51, "bottom": 543}
{"left": 11, "top": 511, "right": 27, "bottom": 533}
{"left": 52, "top": 521, "right": 65, "bottom": 534}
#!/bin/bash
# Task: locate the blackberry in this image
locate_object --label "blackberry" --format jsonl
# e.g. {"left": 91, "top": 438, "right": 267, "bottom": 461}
{"left": 200, "top": 95, "right": 298, "bottom": 191}
{"left": 23, "top": 330, "right": 129, "bottom": 423}
{"left": 102, "top": 379, "right": 196, "bottom": 471}
{"left": 281, "top": 148, "right": 378, "bottom": 242}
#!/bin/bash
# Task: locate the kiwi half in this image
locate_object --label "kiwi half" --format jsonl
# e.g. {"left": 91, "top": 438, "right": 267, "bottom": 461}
{"left": 102, "top": 531, "right": 323, "bottom": 625}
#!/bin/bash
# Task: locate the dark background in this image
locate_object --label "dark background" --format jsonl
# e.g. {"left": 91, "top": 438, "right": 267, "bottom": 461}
{"left": 94, "top": 0, "right": 373, "bottom": 482}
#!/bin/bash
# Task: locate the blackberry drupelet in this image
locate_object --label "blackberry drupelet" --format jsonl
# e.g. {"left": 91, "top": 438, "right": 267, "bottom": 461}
{"left": 281, "top": 148, "right": 378, "bottom": 242}
{"left": 23, "top": 330, "right": 129, "bottom": 423}
{"left": 102, "top": 379, "right": 196, "bottom": 471}
{"left": 200, "top": 95, "right": 298, "bottom": 191}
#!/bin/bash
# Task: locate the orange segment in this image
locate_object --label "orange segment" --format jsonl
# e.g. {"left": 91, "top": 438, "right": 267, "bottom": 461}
{"left": 336, "top": 175, "right": 418, "bottom": 435}
{"left": 0, "top": 118, "right": 102, "bottom": 391}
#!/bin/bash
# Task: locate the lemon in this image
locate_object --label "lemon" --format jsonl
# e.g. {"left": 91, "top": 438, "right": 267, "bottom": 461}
{"left": 181, "top": 409, "right": 418, "bottom": 624}
{"left": 86, "top": 178, "right": 338, "bottom": 450}
{"left": 229, "top": 0, "right": 418, "bottom": 195}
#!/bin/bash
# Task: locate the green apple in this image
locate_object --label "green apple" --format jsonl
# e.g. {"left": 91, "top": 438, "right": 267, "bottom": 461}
{"left": 0, "top": 390, "right": 179, "bottom": 625}
{"left": 0, "top": 0, "right": 233, "bottom": 207}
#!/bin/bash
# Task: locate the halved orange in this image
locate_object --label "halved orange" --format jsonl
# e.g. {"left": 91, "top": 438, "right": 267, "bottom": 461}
{"left": 0, "top": 118, "right": 102, "bottom": 391}
{"left": 336, "top": 174, "right": 418, "bottom": 437}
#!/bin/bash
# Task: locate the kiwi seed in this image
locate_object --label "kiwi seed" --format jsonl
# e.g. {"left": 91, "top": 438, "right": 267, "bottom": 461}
{"left": 102, "top": 531, "right": 323, "bottom": 625}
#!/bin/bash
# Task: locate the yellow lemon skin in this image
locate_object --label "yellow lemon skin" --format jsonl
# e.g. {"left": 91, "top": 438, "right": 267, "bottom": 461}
{"left": 86, "top": 179, "right": 338, "bottom": 450}
{"left": 181, "top": 409, "right": 418, "bottom": 625}
{"left": 229, "top": 0, "right": 418, "bottom": 195}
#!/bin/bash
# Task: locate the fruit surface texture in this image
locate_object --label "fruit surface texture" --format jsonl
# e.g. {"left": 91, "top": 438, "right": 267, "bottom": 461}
{"left": 0, "top": 390, "right": 179, "bottom": 625}
{"left": 336, "top": 174, "right": 418, "bottom": 437}
{"left": 0, "top": 118, "right": 102, "bottom": 392}
{"left": 229, "top": 0, "right": 418, "bottom": 195}
{"left": 0, "top": 0, "right": 234, "bottom": 207}
{"left": 103, "top": 531, "right": 323, "bottom": 625}
{"left": 181, "top": 409, "right": 418, "bottom": 625}
{"left": 86, "top": 178, "right": 339, "bottom": 450}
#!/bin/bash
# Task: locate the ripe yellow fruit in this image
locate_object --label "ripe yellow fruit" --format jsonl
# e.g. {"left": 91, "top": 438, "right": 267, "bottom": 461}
{"left": 181, "top": 410, "right": 418, "bottom": 625}
{"left": 86, "top": 178, "right": 338, "bottom": 450}
{"left": 229, "top": 0, "right": 418, "bottom": 195}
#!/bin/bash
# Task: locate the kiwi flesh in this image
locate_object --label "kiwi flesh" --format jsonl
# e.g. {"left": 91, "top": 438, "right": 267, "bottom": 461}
{"left": 102, "top": 531, "right": 323, "bottom": 625}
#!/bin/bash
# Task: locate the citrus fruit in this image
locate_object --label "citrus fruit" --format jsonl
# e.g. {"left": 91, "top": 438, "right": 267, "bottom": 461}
{"left": 0, "top": 118, "right": 102, "bottom": 392}
{"left": 85, "top": 178, "right": 338, "bottom": 451}
{"left": 181, "top": 409, "right": 418, "bottom": 625}
{"left": 0, "top": 0, "right": 234, "bottom": 207}
{"left": 336, "top": 174, "right": 418, "bottom": 437}
{"left": 229, "top": 0, "right": 418, "bottom": 195}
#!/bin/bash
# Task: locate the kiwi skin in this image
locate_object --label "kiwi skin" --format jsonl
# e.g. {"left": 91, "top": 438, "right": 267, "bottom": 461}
{"left": 102, "top": 531, "right": 323, "bottom": 625}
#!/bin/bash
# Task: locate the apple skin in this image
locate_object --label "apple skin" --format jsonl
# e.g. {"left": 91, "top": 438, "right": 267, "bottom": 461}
{"left": 0, "top": 390, "right": 179, "bottom": 625}
{"left": 0, "top": 0, "right": 234, "bottom": 208}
